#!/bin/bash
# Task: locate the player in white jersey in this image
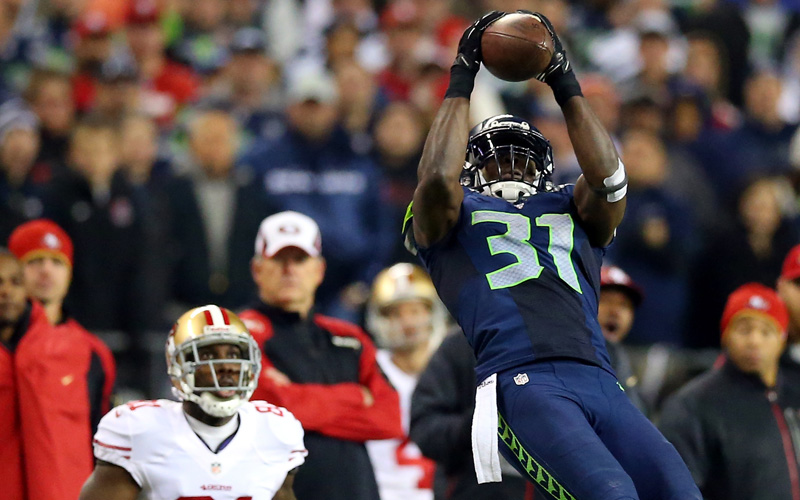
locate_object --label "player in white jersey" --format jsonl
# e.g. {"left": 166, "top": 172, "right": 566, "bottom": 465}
{"left": 80, "top": 305, "right": 307, "bottom": 500}
{"left": 365, "top": 264, "right": 447, "bottom": 500}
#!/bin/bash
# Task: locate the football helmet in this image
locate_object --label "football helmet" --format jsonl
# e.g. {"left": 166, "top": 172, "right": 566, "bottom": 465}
{"left": 461, "top": 114, "right": 555, "bottom": 202}
{"left": 366, "top": 263, "right": 447, "bottom": 351}
{"left": 166, "top": 305, "right": 261, "bottom": 418}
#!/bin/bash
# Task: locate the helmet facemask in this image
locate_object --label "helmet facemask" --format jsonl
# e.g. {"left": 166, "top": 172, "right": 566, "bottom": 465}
{"left": 167, "top": 331, "right": 261, "bottom": 418}
{"left": 462, "top": 116, "right": 555, "bottom": 203}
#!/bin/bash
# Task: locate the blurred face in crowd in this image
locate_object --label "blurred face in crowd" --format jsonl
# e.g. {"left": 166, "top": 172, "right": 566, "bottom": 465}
{"left": 189, "top": 111, "right": 239, "bottom": 178}
{"left": 621, "top": 100, "right": 665, "bottom": 136}
{"left": 744, "top": 72, "right": 783, "bottom": 127}
{"left": 227, "top": 52, "right": 277, "bottom": 98}
{"left": 583, "top": 79, "right": 620, "bottom": 134}
{"left": 684, "top": 35, "right": 723, "bottom": 95}
{"left": 374, "top": 102, "right": 425, "bottom": 165}
{"left": 29, "top": 76, "right": 74, "bottom": 135}
{"left": 738, "top": 178, "right": 781, "bottom": 238}
{"left": 251, "top": 247, "right": 325, "bottom": 316}
{"left": 334, "top": 61, "right": 376, "bottom": 111}
{"left": 184, "top": 0, "right": 225, "bottom": 32}
{"left": 621, "top": 129, "right": 667, "bottom": 188}
{"left": 0, "top": 128, "right": 40, "bottom": 184}
{"left": 127, "top": 22, "right": 165, "bottom": 61}
{"left": 228, "top": 0, "right": 258, "bottom": 26}
{"left": 598, "top": 288, "right": 635, "bottom": 344}
{"left": 326, "top": 22, "right": 360, "bottom": 67}
{"left": 670, "top": 97, "right": 703, "bottom": 142}
{"left": 120, "top": 115, "right": 158, "bottom": 180}
{"left": 69, "top": 125, "right": 119, "bottom": 184}
{"left": 777, "top": 278, "right": 800, "bottom": 343}
{"left": 380, "top": 299, "right": 433, "bottom": 352}
{"left": 94, "top": 80, "right": 140, "bottom": 121}
{"left": 287, "top": 99, "right": 339, "bottom": 142}
{"left": 22, "top": 256, "right": 70, "bottom": 307}
{"left": 75, "top": 33, "right": 113, "bottom": 72}
{"left": 723, "top": 314, "right": 785, "bottom": 382}
{"left": 639, "top": 33, "right": 670, "bottom": 82}
{"left": 0, "top": 254, "right": 27, "bottom": 331}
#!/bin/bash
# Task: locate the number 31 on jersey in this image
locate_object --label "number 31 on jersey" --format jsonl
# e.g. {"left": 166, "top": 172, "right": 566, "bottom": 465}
{"left": 472, "top": 211, "right": 582, "bottom": 293}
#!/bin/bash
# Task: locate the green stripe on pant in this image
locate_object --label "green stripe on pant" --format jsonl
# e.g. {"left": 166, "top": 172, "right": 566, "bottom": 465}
{"left": 498, "top": 413, "right": 577, "bottom": 500}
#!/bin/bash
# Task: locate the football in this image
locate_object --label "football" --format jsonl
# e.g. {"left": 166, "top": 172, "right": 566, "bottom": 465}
{"left": 481, "top": 12, "right": 554, "bottom": 82}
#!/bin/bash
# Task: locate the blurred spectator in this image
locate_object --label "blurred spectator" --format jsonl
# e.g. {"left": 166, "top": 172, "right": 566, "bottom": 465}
{"left": 160, "top": 109, "right": 266, "bottom": 312}
{"left": 410, "top": 332, "right": 530, "bottom": 500}
{"left": 24, "top": 68, "right": 75, "bottom": 176}
{"left": 608, "top": 129, "right": 696, "bottom": 346}
{"left": 372, "top": 101, "right": 426, "bottom": 263}
{"left": 581, "top": 73, "right": 622, "bottom": 137}
{"left": 241, "top": 66, "right": 392, "bottom": 319}
{"left": 0, "top": 250, "right": 51, "bottom": 500}
{"left": 659, "top": 283, "right": 800, "bottom": 500}
{"left": 8, "top": 219, "right": 116, "bottom": 500}
{"left": 731, "top": 70, "right": 798, "bottom": 181}
{"left": 71, "top": 10, "right": 116, "bottom": 113}
{"left": 0, "top": 0, "right": 48, "bottom": 98}
{"left": 119, "top": 113, "right": 172, "bottom": 190}
{"left": 41, "top": 116, "right": 158, "bottom": 335}
{"left": 0, "top": 101, "right": 44, "bottom": 242}
{"left": 91, "top": 58, "right": 141, "bottom": 123}
{"left": 681, "top": 31, "right": 741, "bottom": 131}
{"left": 378, "top": 0, "right": 431, "bottom": 101}
{"left": 240, "top": 210, "right": 403, "bottom": 500}
{"left": 688, "top": 176, "right": 799, "bottom": 348}
{"left": 125, "top": 0, "right": 199, "bottom": 126}
{"left": 334, "top": 60, "right": 383, "bottom": 152}
{"left": 202, "top": 27, "right": 283, "bottom": 145}
{"left": 599, "top": 265, "right": 648, "bottom": 414}
{"left": 365, "top": 263, "right": 445, "bottom": 500}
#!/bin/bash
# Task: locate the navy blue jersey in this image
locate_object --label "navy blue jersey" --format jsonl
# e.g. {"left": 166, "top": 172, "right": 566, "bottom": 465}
{"left": 410, "top": 186, "right": 612, "bottom": 381}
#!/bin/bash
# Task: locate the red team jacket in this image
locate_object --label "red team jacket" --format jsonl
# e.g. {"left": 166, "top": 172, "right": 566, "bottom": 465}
{"left": 240, "top": 307, "right": 403, "bottom": 441}
{"left": 0, "top": 301, "right": 116, "bottom": 500}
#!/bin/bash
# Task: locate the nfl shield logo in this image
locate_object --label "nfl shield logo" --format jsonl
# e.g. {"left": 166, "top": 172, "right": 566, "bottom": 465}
{"left": 211, "top": 462, "right": 222, "bottom": 474}
{"left": 513, "top": 373, "right": 529, "bottom": 386}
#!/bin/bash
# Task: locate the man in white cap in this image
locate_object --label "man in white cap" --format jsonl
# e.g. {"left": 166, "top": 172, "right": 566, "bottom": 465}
{"left": 239, "top": 210, "right": 402, "bottom": 500}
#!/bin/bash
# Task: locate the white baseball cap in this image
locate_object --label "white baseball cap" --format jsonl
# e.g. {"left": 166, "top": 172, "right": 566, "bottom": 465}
{"left": 255, "top": 211, "right": 322, "bottom": 258}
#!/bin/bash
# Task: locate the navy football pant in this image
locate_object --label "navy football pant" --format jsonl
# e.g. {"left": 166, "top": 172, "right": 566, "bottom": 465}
{"left": 495, "top": 360, "right": 701, "bottom": 500}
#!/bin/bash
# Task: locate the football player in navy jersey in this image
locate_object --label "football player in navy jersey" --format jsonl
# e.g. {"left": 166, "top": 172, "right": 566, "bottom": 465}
{"left": 404, "top": 11, "right": 702, "bottom": 500}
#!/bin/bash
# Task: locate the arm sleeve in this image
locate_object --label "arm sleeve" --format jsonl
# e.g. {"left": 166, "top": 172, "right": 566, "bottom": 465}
{"left": 92, "top": 406, "right": 144, "bottom": 487}
{"left": 410, "top": 334, "right": 474, "bottom": 468}
{"left": 657, "top": 394, "right": 710, "bottom": 489}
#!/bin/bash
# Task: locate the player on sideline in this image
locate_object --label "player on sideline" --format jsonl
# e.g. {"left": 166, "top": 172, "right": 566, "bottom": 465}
{"left": 404, "top": 10, "right": 701, "bottom": 500}
{"left": 79, "top": 305, "right": 306, "bottom": 500}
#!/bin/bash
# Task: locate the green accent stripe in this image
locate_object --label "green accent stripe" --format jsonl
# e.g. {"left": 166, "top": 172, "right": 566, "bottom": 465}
{"left": 402, "top": 201, "right": 414, "bottom": 234}
{"left": 498, "top": 413, "right": 577, "bottom": 500}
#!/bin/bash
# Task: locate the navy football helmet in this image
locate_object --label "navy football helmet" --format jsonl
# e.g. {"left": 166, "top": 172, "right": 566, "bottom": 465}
{"left": 461, "top": 114, "right": 555, "bottom": 202}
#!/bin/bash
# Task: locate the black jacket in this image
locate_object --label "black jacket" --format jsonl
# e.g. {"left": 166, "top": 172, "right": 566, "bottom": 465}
{"left": 659, "top": 361, "right": 800, "bottom": 500}
{"left": 410, "top": 332, "right": 529, "bottom": 499}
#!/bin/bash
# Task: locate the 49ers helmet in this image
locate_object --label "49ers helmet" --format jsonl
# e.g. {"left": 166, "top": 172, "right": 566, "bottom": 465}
{"left": 366, "top": 263, "right": 447, "bottom": 351}
{"left": 166, "top": 305, "right": 261, "bottom": 418}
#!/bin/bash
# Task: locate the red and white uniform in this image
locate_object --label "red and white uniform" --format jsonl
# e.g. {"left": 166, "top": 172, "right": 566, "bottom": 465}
{"left": 93, "top": 399, "right": 307, "bottom": 500}
{"left": 367, "top": 350, "right": 435, "bottom": 500}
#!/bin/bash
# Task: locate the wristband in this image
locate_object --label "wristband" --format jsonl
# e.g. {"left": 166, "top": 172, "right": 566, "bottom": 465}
{"left": 550, "top": 71, "right": 583, "bottom": 107}
{"left": 445, "top": 65, "right": 476, "bottom": 100}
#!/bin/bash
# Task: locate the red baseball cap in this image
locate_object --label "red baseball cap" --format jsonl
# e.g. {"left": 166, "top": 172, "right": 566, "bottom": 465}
{"left": 8, "top": 219, "right": 74, "bottom": 267}
{"left": 781, "top": 244, "right": 800, "bottom": 281}
{"left": 74, "top": 10, "right": 111, "bottom": 39}
{"left": 127, "top": 0, "right": 160, "bottom": 25}
{"left": 600, "top": 265, "right": 643, "bottom": 307}
{"left": 720, "top": 283, "right": 788, "bottom": 338}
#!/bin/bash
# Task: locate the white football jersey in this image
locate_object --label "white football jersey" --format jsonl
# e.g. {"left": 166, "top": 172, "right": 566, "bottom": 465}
{"left": 93, "top": 399, "right": 307, "bottom": 500}
{"left": 367, "top": 350, "right": 435, "bottom": 500}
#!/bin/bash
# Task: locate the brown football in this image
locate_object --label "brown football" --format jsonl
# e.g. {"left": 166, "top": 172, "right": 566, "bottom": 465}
{"left": 481, "top": 12, "right": 554, "bottom": 82}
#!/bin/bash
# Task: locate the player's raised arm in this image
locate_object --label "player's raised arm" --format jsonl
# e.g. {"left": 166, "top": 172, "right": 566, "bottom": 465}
{"left": 413, "top": 11, "right": 505, "bottom": 248}
{"left": 532, "top": 12, "right": 626, "bottom": 247}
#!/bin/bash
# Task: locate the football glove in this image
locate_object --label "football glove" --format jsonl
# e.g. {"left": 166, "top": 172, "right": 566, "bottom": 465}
{"left": 445, "top": 10, "right": 506, "bottom": 99}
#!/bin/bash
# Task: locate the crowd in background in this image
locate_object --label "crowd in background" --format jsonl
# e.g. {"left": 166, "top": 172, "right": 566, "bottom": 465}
{"left": 2, "top": 0, "right": 800, "bottom": 397}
